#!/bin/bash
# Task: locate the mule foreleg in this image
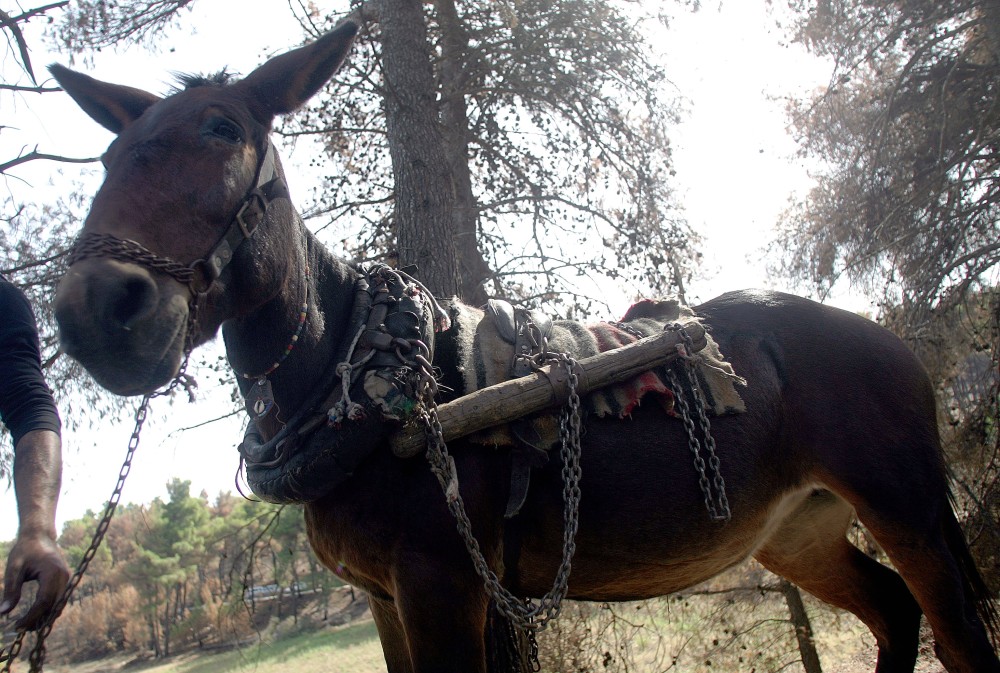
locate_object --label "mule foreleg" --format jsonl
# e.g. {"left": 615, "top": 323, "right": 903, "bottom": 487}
{"left": 370, "top": 594, "right": 414, "bottom": 673}
{"left": 393, "top": 561, "right": 492, "bottom": 673}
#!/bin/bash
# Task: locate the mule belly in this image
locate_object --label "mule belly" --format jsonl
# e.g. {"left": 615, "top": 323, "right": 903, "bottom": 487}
{"left": 511, "top": 482, "right": 820, "bottom": 602}
{"left": 565, "top": 545, "right": 757, "bottom": 601}
{"left": 514, "top": 530, "right": 758, "bottom": 601}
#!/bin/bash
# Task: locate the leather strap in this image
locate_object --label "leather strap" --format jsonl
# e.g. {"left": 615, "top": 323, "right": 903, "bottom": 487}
{"left": 484, "top": 299, "right": 558, "bottom": 518}
{"left": 192, "top": 142, "right": 289, "bottom": 291}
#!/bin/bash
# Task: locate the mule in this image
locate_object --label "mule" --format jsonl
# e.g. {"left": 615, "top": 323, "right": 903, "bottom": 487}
{"left": 48, "top": 21, "right": 999, "bottom": 673}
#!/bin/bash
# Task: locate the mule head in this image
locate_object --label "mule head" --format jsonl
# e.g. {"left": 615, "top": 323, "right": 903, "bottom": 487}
{"left": 51, "top": 21, "right": 358, "bottom": 395}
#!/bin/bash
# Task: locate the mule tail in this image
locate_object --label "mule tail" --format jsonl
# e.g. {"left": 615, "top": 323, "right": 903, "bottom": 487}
{"left": 485, "top": 600, "right": 534, "bottom": 673}
{"left": 946, "top": 494, "right": 1000, "bottom": 645}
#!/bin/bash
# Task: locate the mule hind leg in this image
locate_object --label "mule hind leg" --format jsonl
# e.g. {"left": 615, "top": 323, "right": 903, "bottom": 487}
{"left": 769, "top": 302, "right": 1000, "bottom": 673}
{"left": 754, "top": 489, "right": 922, "bottom": 673}
{"left": 847, "top": 488, "right": 1000, "bottom": 673}
{"left": 810, "top": 421, "right": 1000, "bottom": 673}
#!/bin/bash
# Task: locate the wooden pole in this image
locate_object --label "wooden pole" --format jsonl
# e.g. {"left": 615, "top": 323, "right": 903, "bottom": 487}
{"left": 390, "top": 324, "right": 706, "bottom": 457}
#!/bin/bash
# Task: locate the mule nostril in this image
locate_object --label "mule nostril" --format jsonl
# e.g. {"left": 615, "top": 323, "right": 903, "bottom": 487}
{"left": 113, "top": 275, "right": 158, "bottom": 328}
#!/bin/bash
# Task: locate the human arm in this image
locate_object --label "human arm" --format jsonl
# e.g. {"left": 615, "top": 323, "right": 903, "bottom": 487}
{"left": 0, "top": 277, "right": 69, "bottom": 630}
{"left": 0, "top": 429, "right": 68, "bottom": 630}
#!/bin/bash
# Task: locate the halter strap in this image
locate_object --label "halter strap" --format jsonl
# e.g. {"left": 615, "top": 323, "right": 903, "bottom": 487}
{"left": 66, "top": 140, "right": 290, "bottom": 370}
{"left": 67, "top": 141, "right": 288, "bottom": 297}
{"left": 191, "top": 142, "right": 288, "bottom": 291}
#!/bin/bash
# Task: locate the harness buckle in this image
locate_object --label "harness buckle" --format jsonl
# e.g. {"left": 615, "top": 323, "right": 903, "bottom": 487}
{"left": 235, "top": 190, "right": 268, "bottom": 239}
{"left": 188, "top": 259, "right": 216, "bottom": 293}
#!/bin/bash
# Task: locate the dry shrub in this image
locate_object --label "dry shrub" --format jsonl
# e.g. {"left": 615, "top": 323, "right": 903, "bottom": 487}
{"left": 538, "top": 600, "right": 674, "bottom": 672}
{"left": 537, "top": 564, "right": 827, "bottom": 673}
{"left": 179, "top": 583, "right": 255, "bottom": 649}
{"left": 206, "top": 586, "right": 257, "bottom": 647}
{"left": 48, "top": 585, "right": 142, "bottom": 661}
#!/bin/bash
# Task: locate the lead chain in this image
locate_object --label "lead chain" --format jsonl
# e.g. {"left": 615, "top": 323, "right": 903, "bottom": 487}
{"left": 417, "top": 352, "right": 583, "bottom": 670}
{"left": 1, "top": 394, "right": 150, "bottom": 672}
{"left": 1, "top": 337, "right": 196, "bottom": 672}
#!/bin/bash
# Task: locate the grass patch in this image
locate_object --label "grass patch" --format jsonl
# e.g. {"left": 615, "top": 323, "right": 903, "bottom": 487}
{"left": 44, "top": 620, "right": 387, "bottom": 673}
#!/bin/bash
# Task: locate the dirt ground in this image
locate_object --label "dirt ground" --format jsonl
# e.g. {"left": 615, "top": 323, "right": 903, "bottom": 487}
{"left": 826, "top": 622, "right": 945, "bottom": 673}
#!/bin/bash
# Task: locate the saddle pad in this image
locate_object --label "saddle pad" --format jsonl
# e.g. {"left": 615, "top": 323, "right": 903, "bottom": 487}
{"left": 449, "top": 298, "right": 746, "bottom": 448}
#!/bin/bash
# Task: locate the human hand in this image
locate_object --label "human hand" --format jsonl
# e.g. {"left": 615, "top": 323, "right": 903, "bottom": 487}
{"left": 0, "top": 532, "right": 69, "bottom": 631}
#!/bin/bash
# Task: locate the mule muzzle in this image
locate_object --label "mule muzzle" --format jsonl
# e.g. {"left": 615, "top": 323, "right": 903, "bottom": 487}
{"left": 55, "top": 258, "right": 190, "bottom": 395}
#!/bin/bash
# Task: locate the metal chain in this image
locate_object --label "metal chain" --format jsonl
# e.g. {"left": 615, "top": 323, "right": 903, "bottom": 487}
{"left": 1, "top": 338, "right": 197, "bottom": 672}
{"left": 67, "top": 233, "right": 195, "bottom": 285}
{"left": 665, "top": 325, "right": 731, "bottom": 522}
{"left": 0, "top": 631, "right": 21, "bottom": 672}
{"left": 10, "top": 153, "right": 230, "bottom": 672}
{"left": 608, "top": 320, "right": 730, "bottom": 522}
{"left": 673, "top": 326, "right": 730, "bottom": 521}
{"left": 1, "top": 395, "right": 150, "bottom": 672}
{"left": 417, "top": 352, "right": 583, "bottom": 660}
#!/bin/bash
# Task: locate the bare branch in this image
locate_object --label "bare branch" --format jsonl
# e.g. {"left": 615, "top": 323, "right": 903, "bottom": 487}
{"left": 0, "top": 83, "right": 61, "bottom": 93}
{"left": 0, "top": 148, "right": 100, "bottom": 173}
{"left": 6, "top": 1, "right": 70, "bottom": 23}
{"left": 1, "top": 8, "right": 36, "bottom": 83}
{"left": 0, "top": 251, "right": 68, "bottom": 275}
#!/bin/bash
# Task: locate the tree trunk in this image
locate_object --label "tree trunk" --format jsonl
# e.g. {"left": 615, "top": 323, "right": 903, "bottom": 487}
{"left": 779, "top": 578, "right": 823, "bottom": 673}
{"left": 148, "top": 613, "right": 161, "bottom": 658}
{"left": 380, "top": 0, "right": 461, "bottom": 298}
{"left": 291, "top": 564, "right": 300, "bottom": 625}
{"left": 162, "top": 592, "right": 172, "bottom": 658}
{"left": 433, "top": 0, "right": 494, "bottom": 305}
{"left": 272, "top": 549, "right": 283, "bottom": 620}
{"left": 984, "top": 0, "right": 1000, "bottom": 65}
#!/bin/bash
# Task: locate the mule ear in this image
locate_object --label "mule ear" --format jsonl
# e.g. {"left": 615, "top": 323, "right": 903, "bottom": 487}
{"left": 49, "top": 64, "right": 161, "bottom": 134}
{"left": 238, "top": 20, "right": 359, "bottom": 118}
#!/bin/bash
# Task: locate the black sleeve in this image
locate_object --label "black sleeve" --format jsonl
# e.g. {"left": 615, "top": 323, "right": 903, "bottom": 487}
{"left": 0, "top": 277, "right": 62, "bottom": 447}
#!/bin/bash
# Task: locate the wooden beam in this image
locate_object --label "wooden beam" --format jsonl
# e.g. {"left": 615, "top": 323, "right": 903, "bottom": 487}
{"left": 390, "top": 324, "right": 706, "bottom": 457}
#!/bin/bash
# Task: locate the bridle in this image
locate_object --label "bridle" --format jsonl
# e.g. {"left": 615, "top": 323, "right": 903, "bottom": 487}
{"left": 5, "top": 145, "right": 287, "bottom": 672}
{"left": 65, "top": 141, "right": 289, "bottom": 361}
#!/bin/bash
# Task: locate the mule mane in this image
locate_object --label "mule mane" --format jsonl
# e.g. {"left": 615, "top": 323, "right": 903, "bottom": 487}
{"left": 171, "top": 69, "right": 235, "bottom": 92}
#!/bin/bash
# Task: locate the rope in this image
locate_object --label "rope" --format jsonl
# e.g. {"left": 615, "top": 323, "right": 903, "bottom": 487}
{"left": 327, "top": 323, "right": 374, "bottom": 425}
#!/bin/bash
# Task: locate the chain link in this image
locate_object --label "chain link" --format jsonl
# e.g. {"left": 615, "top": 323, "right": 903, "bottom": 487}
{"left": 0, "top": 632, "right": 22, "bottom": 672}
{"left": 665, "top": 325, "right": 731, "bottom": 522}
{"left": 67, "top": 233, "right": 195, "bottom": 285}
{"left": 417, "top": 352, "right": 583, "bottom": 670}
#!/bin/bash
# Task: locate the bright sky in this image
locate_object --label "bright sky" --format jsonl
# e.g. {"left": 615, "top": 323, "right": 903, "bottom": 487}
{"left": 0, "top": 2, "right": 864, "bottom": 541}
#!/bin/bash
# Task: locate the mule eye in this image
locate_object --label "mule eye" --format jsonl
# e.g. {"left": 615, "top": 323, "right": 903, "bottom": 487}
{"left": 204, "top": 118, "right": 244, "bottom": 144}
